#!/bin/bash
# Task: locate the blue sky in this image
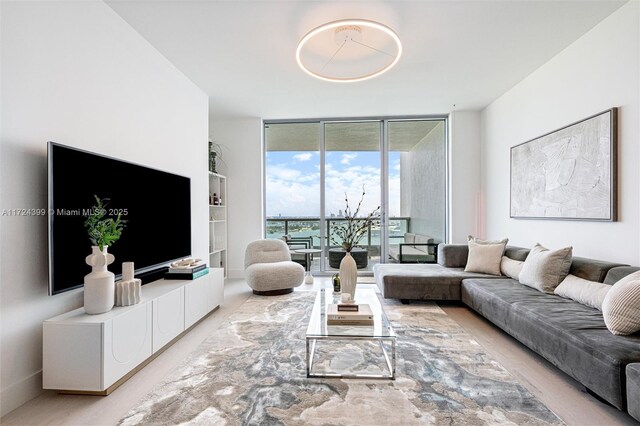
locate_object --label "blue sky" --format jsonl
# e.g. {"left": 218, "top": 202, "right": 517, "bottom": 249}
{"left": 266, "top": 150, "right": 400, "bottom": 217}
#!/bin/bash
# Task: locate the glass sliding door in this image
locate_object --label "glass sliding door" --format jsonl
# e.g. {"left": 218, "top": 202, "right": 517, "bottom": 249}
{"left": 264, "top": 117, "right": 447, "bottom": 275}
{"left": 264, "top": 122, "right": 321, "bottom": 273}
{"left": 386, "top": 119, "right": 447, "bottom": 264}
{"left": 324, "top": 121, "right": 381, "bottom": 273}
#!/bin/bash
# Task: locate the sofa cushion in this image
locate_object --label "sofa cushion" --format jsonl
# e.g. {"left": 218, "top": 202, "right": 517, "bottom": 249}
{"left": 373, "top": 263, "right": 508, "bottom": 301}
{"left": 554, "top": 274, "right": 611, "bottom": 311}
{"left": 501, "top": 256, "right": 524, "bottom": 280}
{"left": 465, "top": 236, "right": 508, "bottom": 275}
{"left": 602, "top": 271, "right": 640, "bottom": 336}
{"left": 462, "top": 279, "right": 640, "bottom": 410}
{"left": 627, "top": 364, "right": 640, "bottom": 422}
{"left": 605, "top": 266, "right": 640, "bottom": 285}
{"left": 437, "top": 244, "right": 468, "bottom": 268}
{"left": 504, "top": 246, "right": 530, "bottom": 261}
{"left": 570, "top": 257, "right": 628, "bottom": 282}
{"left": 519, "top": 243, "right": 572, "bottom": 294}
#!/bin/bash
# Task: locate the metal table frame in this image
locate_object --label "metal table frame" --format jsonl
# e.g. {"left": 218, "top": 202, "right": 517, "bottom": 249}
{"left": 305, "top": 288, "right": 397, "bottom": 380}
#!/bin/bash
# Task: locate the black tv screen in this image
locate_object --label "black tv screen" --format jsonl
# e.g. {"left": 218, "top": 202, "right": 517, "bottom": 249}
{"left": 48, "top": 142, "right": 192, "bottom": 295}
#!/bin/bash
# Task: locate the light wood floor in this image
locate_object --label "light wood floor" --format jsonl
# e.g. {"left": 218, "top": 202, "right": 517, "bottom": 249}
{"left": 1, "top": 277, "right": 635, "bottom": 425}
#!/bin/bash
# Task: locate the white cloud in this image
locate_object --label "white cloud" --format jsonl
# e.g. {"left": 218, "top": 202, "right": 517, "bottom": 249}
{"left": 293, "top": 153, "right": 312, "bottom": 162}
{"left": 340, "top": 153, "right": 357, "bottom": 165}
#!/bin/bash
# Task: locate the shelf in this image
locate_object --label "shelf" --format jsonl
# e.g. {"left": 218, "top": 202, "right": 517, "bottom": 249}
{"left": 209, "top": 205, "right": 225, "bottom": 208}
{"left": 209, "top": 220, "right": 226, "bottom": 223}
{"left": 209, "top": 249, "right": 226, "bottom": 255}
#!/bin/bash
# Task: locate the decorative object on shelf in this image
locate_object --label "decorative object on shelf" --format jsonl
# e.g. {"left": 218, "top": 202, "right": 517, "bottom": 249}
{"left": 208, "top": 139, "right": 226, "bottom": 174}
{"left": 296, "top": 19, "right": 402, "bottom": 83}
{"left": 115, "top": 262, "right": 141, "bottom": 306}
{"left": 84, "top": 246, "right": 116, "bottom": 314}
{"left": 510, "top": 108, "right": 617, "bottom": 221}
{"left": 83, "top": 196, "right": 127, "bottom": 314}
{"left": 332, "top": 273, "right": 341, "bottom": 294}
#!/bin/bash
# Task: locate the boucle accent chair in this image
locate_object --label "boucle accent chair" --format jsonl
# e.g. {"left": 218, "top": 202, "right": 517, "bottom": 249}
{"left": 244, "top": 239, "right": 304, "bottom": 295}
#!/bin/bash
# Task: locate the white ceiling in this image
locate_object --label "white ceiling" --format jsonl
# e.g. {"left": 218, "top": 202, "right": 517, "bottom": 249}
{"left": 107, "top": 0, "right": 625, "bottom": 120}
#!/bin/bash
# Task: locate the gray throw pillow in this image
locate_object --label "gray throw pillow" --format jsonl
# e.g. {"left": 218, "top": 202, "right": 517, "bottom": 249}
{"left": 464, "top": 236, "right": 508, "bottom": 276}
{"left": 519, "top": 243, "right": 572, "bottom": 294}
{"left": 500, "top": 256, "right": 524, "bottom": 280}
{"left": 602, "top": 270, "right": 640, "bottom": 335}
{"left": 554, "top": 274, "right": 611, "bottom": 310}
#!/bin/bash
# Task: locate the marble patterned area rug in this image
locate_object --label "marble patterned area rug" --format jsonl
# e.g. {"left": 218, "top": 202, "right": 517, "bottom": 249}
{"left": 119, "top": 292, "right": 562, "bottom": 425}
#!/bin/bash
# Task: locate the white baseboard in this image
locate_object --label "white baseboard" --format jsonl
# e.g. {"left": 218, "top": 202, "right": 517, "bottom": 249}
{"left": 227, "top": 269, "right": 245, "bottom": 279}
{"left": 0, "top": 370, "right": 43, "bottom": 417}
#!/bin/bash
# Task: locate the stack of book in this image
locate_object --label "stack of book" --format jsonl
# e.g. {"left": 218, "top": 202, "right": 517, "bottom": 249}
{"left": 327, "top": 303, "right": 374, "bottom": 326}
{"left": 165, "top": 260, "right": 209, "bottom": 280}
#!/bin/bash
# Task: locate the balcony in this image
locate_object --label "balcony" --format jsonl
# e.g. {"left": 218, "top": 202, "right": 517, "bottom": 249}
{"left": 266, "top": 216, "right": 410, "bottom": 272}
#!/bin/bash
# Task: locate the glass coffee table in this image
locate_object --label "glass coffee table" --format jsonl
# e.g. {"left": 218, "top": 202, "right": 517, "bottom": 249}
{"left": 305, "top": 288, "right": 396, "bottom": 379}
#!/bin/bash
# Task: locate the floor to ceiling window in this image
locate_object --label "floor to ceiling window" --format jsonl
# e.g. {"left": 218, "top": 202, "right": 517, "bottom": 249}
{"left": 264, "top": 117, "right": 447, "bottom": 276}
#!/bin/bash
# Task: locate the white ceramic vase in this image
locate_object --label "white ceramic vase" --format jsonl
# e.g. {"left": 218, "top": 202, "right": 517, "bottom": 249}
{"left": 339, "top": 251, "right": 357, "bottom": 302}
{"left": 84, "top": 245, "right": 116, "bottom": 315}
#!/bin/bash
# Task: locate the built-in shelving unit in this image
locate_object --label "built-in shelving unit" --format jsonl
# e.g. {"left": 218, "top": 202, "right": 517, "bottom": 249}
{"left": 209, "top": 172, "right": 227, "bottom": 277}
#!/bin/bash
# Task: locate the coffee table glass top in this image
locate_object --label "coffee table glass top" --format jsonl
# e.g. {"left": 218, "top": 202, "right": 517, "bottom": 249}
{"left": 306, "top": 288, "right": 396, "bottom": 338}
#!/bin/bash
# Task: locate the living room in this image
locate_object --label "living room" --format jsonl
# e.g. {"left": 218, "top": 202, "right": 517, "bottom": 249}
{"left": 1, "top": 0, "right": 639, "bottom": 425}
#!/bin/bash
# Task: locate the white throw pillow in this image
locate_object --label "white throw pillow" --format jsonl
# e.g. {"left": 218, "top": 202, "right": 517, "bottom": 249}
{"left": 500, "top": 256, "right": 524, "bottom": 280}
{"left": 602, "top": 270, "right": 640, "bottom": 335}
{"left": 519, "top": 243, "right": 572, "bottom": 294}
{"left": 464, "top": 236, "right": 508, "bottom": 276}
{"left": 554, "top": 274, "right": 611, "bottom": 311}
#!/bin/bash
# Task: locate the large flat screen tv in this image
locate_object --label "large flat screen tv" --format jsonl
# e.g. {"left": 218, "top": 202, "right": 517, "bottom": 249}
{"left": 48, "top": 142, "right": 192, "bottom": 295}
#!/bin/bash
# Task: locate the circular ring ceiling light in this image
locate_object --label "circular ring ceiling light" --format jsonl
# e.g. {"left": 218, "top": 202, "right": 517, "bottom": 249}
{"left": 296, "top": 19, "right": 402, "bottom": 83}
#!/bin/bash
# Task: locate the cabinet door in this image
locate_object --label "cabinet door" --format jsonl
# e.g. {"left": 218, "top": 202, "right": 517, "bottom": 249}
{"left": 152, "top": 287, "right": 185, "bottom": 352}
{"left": 43, "top": 323, "right": 102, "bottom": 391}
{"left": 208, "top": 267, "right": 224, "bottom": 310}
{"left": 103, "top": 303, "right": 152, "bottom": 388}
{"left": 184, "top": 276, "right": 211, "bottom": 328}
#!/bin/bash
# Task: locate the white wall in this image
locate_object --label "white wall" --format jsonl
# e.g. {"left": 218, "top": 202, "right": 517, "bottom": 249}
{"left": 400, "top": 123, "right": 446, "bottom": 242}
{"left": 481, "top": 0, "right": 639, "bottom": 264}
{"left": 210, "top": 118, "right": 263, "bottom": 278}
{"left": 0, "top": 1, "right": 208, "bottom": 415}
{"left": 449, "top": 111, "right": 482, "bottom": 243}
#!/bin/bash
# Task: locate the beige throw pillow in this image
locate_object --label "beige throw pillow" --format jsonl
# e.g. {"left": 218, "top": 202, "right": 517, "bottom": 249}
{"left": 464, "top": 236, "right": 508, "bottom": 276}
{"left": 602, "top": 271, "right": 640, "bottom": 335}
{"left": 554, "top": 274, "right": 611, "bottom": 311}
{"left": 519, "top": 243, "right": 572, "bottom": 294}
{"left": 500, "top": 256, "right": 524, "bottom": 280}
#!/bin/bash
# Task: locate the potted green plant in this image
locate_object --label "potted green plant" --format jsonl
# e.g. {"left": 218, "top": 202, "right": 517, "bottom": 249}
{"left": 330, "top": 187, "right": 380, "bottom": 301}
{"left": 83, "top": 195, "right": 127, "bottom": 314}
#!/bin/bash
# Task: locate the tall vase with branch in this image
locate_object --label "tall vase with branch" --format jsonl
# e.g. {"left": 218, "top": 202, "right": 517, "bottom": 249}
{"left": 331, "top": 187, "right": 380, "bottom": 302}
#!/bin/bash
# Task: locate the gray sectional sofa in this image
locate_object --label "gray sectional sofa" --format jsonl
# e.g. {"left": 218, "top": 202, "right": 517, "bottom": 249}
{"left": 373, "top": 244, "right": 640, "bottom": 422}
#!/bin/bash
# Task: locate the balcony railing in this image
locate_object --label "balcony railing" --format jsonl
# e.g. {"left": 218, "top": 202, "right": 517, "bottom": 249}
{"left": 265, "top": 217, "right": 410, "bottom": 256}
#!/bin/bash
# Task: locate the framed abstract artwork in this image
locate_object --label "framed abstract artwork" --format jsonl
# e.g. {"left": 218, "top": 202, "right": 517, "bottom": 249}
{"left": 510, "top": 108, "right": 617, "bottom": 221}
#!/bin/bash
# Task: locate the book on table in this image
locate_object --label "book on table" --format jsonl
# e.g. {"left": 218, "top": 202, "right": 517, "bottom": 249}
{"left": 327, "top": 303, "right": 374, "bottom": 325}
{"left": 166, "top": 263, "right": 207, "bottom": 274}
{"left": 164, "top": 268, "right": 209, "bottom": 280}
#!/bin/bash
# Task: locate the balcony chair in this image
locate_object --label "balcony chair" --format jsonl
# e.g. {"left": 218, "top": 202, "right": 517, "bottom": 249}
{"left": 244, "top": 239, "right": 304, "bottom": 295}
{"left": 281, "top": 235, "right": 314, "bottom": 268}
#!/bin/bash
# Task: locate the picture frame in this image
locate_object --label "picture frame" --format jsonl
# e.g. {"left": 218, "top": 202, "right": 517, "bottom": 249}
{"left": 510, "top": 108, "right": 617, "bottom": 221}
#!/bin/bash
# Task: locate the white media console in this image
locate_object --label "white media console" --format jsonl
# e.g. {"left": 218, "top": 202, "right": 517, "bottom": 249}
{"left": 43, "top": 268, "right": 224, "bottom": 394}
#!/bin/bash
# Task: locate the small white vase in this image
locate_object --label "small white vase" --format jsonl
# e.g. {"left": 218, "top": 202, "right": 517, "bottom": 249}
{"left": 84, "top": 246, "right": 116, "bottom": 315}
{"left": 339, "top": 251, "right": 357, "bottom": 302}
